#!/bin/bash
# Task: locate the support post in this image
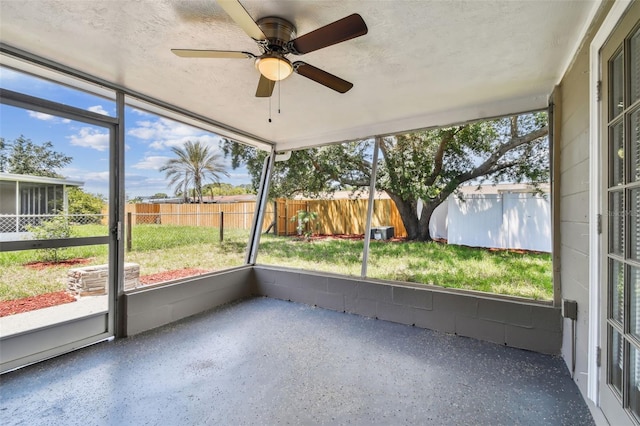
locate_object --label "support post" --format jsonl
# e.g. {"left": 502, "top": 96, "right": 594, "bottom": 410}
{"left": 273, "top": 201, "right": 278, "bottom": 235}
{"left": 361, "top": 137, "right": 381, "bottom": 278}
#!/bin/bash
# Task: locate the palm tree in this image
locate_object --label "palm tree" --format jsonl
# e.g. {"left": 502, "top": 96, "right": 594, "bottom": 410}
{"left": 160, "top": 140, "right": 229, "bottom": 203}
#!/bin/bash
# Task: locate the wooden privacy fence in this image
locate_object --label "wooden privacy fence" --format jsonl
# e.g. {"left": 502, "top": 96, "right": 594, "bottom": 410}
{"left": 114, "top": 198, "right": 407, "bottom": 237}
{"left": 125, "top": 203, "right": 254, "bottom": 229}
{"left": 263, "top": 198, "right": 406, "bottom": 237}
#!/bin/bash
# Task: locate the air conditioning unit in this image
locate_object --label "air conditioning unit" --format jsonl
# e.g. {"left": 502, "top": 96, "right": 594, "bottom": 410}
{"left": 370, "top": 226, "right": 394, "bottom": 240}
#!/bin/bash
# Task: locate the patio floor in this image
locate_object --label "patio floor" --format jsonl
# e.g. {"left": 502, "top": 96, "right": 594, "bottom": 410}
{"left": 0, "top": 296, "right": 592, "bottom": 425}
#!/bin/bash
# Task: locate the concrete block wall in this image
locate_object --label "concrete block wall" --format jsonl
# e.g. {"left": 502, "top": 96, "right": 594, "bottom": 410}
{"left": 253, "top": 266, "right": 562, "bottom": 354}
{"left": 123, "top": 266, "right": 253, "bottom": 336}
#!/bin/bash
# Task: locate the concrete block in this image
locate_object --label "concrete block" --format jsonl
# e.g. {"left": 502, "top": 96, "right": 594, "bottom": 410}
{"left": 300, "top": 273, "right": 329, "bottom": 293}
{"left": 126, "top": 305, "right": 172, "bottom": 336}
{"left": 352, "top": 298, "right": 377, "bottom": 318}
{"left": 392, "top": 287, "right": 433, "bottom": 310}
{"left": 477, "top": 299, "right": 533, "bottom": 328}
{"left": 253, "top": 267, "right": 276, "bottom": 285}
{"left": 172, "top": 294, "right": 217, "bottom": 320}
{"left": 505, "top": 325, "right": 562, "bottom": 354}
{"left": 287, "top": 286, "right": 317, "bottom": 306}
{"left": 414, "top": 307, "right": 456, "bottom": 334}
{"left": 376, "top": 302, "right": 414, "bottom": 325}
{"left": 358, "top": 282, "right": 392, "bottom": 303}
{"left": 433, "top": 292, "right": 478, "bottom": 318}
{"left": 315, "top": 291, "right": 345, "bottom": 312}
{"left": 456, "top": 315, "right": 505, "bottom": 345}
{"left": 259, "top": 282, "right": 293, "bottom": 301}
{"left": 531, "top": 306, "right": 562, "bottom": 332}
{"left": 327, "top": 277, "right": 358, "bottom": 297}
{"left": 273, "top": 270, "right": 300, "bottom": 288}
{"left": 328, "top": 277, "right": 358, "bottom": 311}
{"left": 211, "top": 282, "right": 251, "bottom": 303}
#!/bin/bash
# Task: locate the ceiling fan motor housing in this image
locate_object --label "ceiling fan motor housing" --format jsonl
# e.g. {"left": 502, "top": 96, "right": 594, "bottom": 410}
{"left": 256, "top": 17, "right": 296, "bottom": 52}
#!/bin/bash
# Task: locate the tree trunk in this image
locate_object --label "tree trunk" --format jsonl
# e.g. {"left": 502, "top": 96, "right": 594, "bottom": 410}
{"left": 388, "top": 192, "right": 442, "bottom": 242}
{"left": 387, "top": 194, "right": 422, "bottom": 240}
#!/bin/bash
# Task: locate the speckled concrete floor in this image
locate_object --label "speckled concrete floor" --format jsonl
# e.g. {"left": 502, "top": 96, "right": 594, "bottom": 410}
{"left": 1, "top": 297, "right": 592, "bottom": 426}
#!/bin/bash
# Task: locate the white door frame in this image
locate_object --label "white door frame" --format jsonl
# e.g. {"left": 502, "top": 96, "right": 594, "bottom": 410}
{"left": 588, "top": 0, "right": 634, "bottom": 404}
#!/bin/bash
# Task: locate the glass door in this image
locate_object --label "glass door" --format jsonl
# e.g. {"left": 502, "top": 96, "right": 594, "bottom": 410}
{"left": 0, "top": 66, "right": 117, "bottom": 372}
{"left": 601, "top": 4, "right": 640, "bottom": 424}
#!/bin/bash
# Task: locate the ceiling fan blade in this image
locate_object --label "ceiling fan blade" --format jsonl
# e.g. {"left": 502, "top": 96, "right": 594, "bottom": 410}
{"left": 288, "top": 14, "right": 367, "bottom": 55}
{"left": 217, "top": 0, "right": 266, "bottom": 41}
{"left": 171, "top": 49, "right": 254, "bottom": 59}
{"left": 256, "top": 74, "right": 276, "bottom": 97}
{"left": 293, "top": 62, "right": 353, "bottom": 93}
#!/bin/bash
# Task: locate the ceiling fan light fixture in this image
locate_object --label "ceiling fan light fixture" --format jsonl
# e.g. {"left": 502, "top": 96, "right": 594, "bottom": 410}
{"left": 256, "top": 55, "right": 293, "bottom": 81}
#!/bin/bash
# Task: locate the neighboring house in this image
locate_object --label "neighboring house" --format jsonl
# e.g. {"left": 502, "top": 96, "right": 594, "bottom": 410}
{"left": 0, "top": 172, "right": 83, "bottom": 234}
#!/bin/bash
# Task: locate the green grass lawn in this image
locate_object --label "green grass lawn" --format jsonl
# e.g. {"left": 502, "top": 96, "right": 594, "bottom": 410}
{"left": 0, "top": 225, "right": 552, "bottom": 302}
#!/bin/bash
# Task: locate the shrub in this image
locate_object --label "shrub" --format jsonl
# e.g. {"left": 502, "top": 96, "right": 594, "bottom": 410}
{"left": 25, "top": 215, "right": 74, "bottom": 262}
{"left": 291, "top": 210, "right": 319, "bottom": 241}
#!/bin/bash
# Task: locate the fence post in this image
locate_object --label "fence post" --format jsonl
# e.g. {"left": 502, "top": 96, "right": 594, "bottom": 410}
{"left": 126, "top": 212, "right": 132, "bottom": 252}
{"left": 219, "top": 211, "right": 224, "bottom": 242}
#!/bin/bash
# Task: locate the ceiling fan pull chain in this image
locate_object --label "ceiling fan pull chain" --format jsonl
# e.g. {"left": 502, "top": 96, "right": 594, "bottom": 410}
{"left": 268, "top": 94, "right": 272, "bottom": 123}
{"left": 278, "top": 76, "right": 281, "bottom": 114}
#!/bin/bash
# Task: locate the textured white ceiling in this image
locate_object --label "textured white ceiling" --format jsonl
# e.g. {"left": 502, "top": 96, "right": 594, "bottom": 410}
{"left": 0, "top": 0, "right": 599, "bottom": 151}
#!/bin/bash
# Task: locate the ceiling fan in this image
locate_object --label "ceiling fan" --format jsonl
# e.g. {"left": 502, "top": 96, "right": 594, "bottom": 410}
{"left": 172, "top": 0, "right": 368, "bottom": 97}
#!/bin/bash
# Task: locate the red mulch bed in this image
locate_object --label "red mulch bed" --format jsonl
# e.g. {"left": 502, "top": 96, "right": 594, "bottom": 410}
{"left": 24, "top": 258, "right": 92, "bottom": 270}
{"left": 0, "top": 291, "right": 76, "bottom": 317}
{"left": 139, "top": 268, "right": 210, "bottom": 285}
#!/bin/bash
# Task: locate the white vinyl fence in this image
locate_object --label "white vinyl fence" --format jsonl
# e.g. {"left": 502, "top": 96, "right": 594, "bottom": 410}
{"left": 430, "top": 192, "right": 551, "bottom": 252}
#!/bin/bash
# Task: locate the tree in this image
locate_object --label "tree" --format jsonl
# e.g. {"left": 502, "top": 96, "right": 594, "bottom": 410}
{"left": 68, "top": 187, "right": 105, "bottom": 223}
{"left": 203, "top": 183, "right": 254, "bottom": 197}
{"left": 0, "top": 135, "right": 72, "bottom": 177}
{"left": 223, "top": 112, "right": 549, "bottom": 241}
{"left": 160, "top": 140, "right": 229, "bottom": 203}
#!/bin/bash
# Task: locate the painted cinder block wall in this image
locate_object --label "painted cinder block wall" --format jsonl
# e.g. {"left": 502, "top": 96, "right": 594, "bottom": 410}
{"left": 253, "top": 266, "right": 562, "bottom": 355}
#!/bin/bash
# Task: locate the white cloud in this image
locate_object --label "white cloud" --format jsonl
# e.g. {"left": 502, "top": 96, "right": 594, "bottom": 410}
{"left": 61, "top": 168, "right": 108, "bottom": 184}
{"left": 68, "top": 127, "right": 110, "bottom": 151}
{"left": 28, "top": 110, "right": 55, "bottom": 121}
{"left": 128, "top": 117, "right": 222, "bottom": 150}
{"left": 132, "top": 155, "right": 171, "bottom": 170}
{"left": 27, "top": 111, "right": 71, "bottom": 124}
{"left": 130, "top": 108, "right": 151, "bottom": 116}
{"left": 88, "top": 105, "right": 109, "bottom": 116}
{"left": 83, "top": 171, "right": 110, "bottom": 182}
{"left": 124, "top": 174, "right": 174, "bottom": 197}
{"left": 149, "top": 134, "right": 222, "bottom": 151}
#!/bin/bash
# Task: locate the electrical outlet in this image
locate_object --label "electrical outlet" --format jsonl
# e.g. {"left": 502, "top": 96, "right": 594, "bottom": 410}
{"left": 562, "top": 299, "right": 578, "bottom": 320}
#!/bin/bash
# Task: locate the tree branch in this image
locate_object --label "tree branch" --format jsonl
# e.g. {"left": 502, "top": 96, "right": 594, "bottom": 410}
{"left": 426, "top": 130, "right": 453, "bottom": 187}
{"left": 457, "top": 125, "right": 548, "bottom": 183}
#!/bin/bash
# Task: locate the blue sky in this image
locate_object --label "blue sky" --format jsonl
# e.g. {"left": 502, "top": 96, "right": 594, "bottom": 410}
{"left": 0, "top": 66, "right": 252, "bottom": 199}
